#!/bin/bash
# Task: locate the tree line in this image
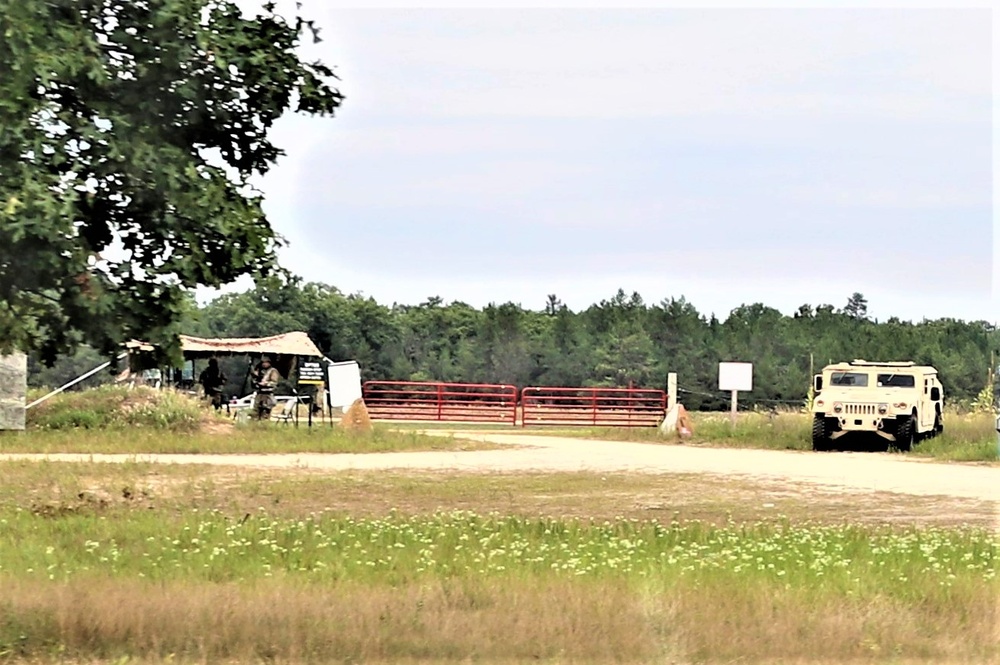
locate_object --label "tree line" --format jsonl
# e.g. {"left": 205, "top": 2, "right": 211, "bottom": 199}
{"left": 28, "top": 277, "right": 999, "bottom": 411}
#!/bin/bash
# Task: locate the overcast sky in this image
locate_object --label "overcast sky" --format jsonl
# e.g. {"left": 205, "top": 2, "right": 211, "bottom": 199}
{"left": 213, "top": 3, "right": 995, "bottom": 323}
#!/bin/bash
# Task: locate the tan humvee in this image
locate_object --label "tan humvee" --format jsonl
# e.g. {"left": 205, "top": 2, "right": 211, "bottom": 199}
{"left": 811, "top": 360, "right": 943, "bottom": 452}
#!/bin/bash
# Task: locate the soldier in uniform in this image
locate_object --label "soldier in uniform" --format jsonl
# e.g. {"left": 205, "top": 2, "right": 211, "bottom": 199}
{"left": 252, "top": 355, "right": 282, "bottom": 420}
{"left": 198, "top": 357, "right": 227, "bottom": 411}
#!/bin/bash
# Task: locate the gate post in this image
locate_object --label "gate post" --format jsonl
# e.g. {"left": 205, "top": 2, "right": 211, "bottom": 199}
{"left": 511, "top": 386, "right": 518, "bottom": 426}
{"left": 0, "top": 353, "right": 26, "bottom": 431}
{"left": 666, "top": 373, "right": 677, "bottom": 410}
{"left": 660, "top": 372, "right": 679, "bottom": 434}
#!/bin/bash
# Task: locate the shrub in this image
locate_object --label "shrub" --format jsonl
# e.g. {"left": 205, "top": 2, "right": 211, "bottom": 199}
{"left": 26, "top": 385, "right": 207, "bottom": 432}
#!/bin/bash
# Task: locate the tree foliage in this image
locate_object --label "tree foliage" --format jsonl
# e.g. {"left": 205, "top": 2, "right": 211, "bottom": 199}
{"left": 32, "top": 282, "right": 991, "bottom": 410}
{"left": 0, "top": 0, "right": 342, "bottom": 364}
{"left": 31, "top": 281, "right": 998, "bottom": 409}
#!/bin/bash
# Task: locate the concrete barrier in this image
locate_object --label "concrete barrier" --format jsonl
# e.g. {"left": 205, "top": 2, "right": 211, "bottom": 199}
{"left": 0, "top": 353, "right": 27, "bottom": 430}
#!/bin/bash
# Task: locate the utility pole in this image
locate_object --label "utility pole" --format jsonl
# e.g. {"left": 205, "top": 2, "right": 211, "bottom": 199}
{"left": 986, "top": 321, "right": 1000, "bottom": 408}
{"left": 990, "top": 349, "right": 995, "bottom": 398}
{"left": 986, "top": 322, "right": 1000, "bottom": 459}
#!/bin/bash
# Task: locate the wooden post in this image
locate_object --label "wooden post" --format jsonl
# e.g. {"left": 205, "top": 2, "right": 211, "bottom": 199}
{"left": 990, "top": 349, "right": 995, "bottom": 389}
{"left": 307, "top": 386, "right": 313, "bottom": 429}
{"left": 730, "top": 389, "right": 738, "bottom": 428}
{"left": 667, "top": 373, "right": 677, "bottom": 410}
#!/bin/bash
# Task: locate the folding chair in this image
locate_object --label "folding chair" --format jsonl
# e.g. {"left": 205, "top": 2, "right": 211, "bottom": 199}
{"left": 270, "top": 397, "right": 296, "bottom": 425}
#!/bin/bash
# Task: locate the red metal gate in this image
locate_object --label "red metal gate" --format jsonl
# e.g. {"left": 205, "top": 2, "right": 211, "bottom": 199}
{"left": 361, "top": 381, "right": 518, "bottom": 424}
{"left": 520, "top": 386, "right": 667, "bottom": 427}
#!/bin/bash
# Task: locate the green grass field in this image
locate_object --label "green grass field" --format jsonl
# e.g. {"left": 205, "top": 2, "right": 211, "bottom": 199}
{"left": 0, "top": 462, "right": 995, "bottom": 664}
{"left": 3, "top": 387, "right": 996, "bottom": 662}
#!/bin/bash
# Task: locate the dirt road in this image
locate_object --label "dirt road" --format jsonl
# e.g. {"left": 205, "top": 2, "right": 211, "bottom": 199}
{"left": 1, "top": 431, "right": 997, "bottom": 506}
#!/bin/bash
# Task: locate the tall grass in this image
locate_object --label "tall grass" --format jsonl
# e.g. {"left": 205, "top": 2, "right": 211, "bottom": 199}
{"left": 0, "top": 509, "right": 995, "bottom": 663}
{"left": 3, "top": 509, "right": 994, "bottom": 585}
{"left": 535, "top": 409, "right": 998, "bottom": 461}
{"left": 1, "top": 577, "right": 655, "bottom": 664}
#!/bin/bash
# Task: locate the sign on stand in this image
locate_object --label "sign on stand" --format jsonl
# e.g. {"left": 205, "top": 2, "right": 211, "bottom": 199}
{"left": 327, "top": 361, "right": 362, "bottom": 410}
{"left": 719, "top": 362, "right": 753, "bottom": 427}
{"left": 298, "top": 360, "right": 326, "bottom": 385}
{"left": 296, "top": 360, "right": 327, "bottom": 429}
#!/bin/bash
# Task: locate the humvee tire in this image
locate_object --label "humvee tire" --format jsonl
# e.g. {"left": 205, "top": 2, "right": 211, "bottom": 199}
{"left": 933, "top": 409, "right": 943, "bottom": 436}
{"left": 812, "top": 414, "right": 830, "bottom": 451}
{"left": 894, "top": 414, "right": 915, "bottom": 452}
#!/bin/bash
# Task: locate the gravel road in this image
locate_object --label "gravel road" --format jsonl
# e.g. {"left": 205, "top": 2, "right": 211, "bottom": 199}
{"left": 1, "top": 431, "right": 997, "bottom": 506}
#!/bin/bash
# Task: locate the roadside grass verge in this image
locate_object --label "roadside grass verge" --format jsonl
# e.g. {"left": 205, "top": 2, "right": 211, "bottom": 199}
{"left": 13, "top": 385, "right": 496, "bottom": 454}
{"left": 0, "top": 507, "right": 995, "bottom": 664}
{"left": 0, "top": 425, "right": 496, "bottom": 455}
{"left": 523, "top": 410, "right": 999, "bottom": 462}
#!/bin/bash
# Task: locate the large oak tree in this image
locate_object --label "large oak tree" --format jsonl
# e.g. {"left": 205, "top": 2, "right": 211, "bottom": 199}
{"left": 0, "top": 0, "right": 342, "bottom": 364}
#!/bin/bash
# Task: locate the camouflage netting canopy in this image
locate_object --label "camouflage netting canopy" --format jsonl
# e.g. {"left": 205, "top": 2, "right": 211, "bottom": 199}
{"left": 123, "top": 331, "right": 327, "bottom": 381}
{"left": 125, "top": 331, "right": 324, "bottom": 360}
{"left": 174, "top": 332, "right": 325, "bottom": 359}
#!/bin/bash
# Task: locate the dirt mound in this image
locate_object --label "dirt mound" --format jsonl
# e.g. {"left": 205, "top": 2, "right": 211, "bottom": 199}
{"left": 677, "top": 405, "right": 693, "bottom": 438}
{"left": 339, "top": 398, "right": 373, "bottom": 434}
{"left": 30, "top": 486, "right": 153, "bottom": 518}
{"left": 201, "top": 419, "right": 235, "bottom": 436}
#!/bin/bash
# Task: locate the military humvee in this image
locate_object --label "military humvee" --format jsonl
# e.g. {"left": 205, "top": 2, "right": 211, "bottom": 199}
{"left": 811, "top": 360, "right": 943, "bottom": 451}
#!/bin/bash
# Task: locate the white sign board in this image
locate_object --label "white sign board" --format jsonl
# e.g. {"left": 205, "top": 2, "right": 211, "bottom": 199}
{"left": 327, "top": 360, "right": 362, "bottom": 410}
{"left": 719, "top": 362, "right": 753, "bottom": 392}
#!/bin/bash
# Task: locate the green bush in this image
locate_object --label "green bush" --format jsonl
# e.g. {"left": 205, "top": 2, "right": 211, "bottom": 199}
{"left": 26, "top": 385, "right": 206, "bottom": 432}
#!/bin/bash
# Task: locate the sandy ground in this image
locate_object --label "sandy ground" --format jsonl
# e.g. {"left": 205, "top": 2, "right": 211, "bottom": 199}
{"left": 1, "top": 431, "right": 997, "bottom": 509}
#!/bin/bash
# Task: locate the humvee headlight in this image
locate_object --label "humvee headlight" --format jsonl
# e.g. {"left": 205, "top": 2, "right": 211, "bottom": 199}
{"left": 833, "top": 402, "right": 843, "bottom": 414}
{"left": 878, "top": 403, "right": 888, "bottom": 415}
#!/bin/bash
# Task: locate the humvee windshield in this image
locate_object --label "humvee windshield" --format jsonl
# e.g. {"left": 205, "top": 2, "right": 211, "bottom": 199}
{"left": 830, "top": 371, "right": 868, "bottom": 386}
{"left": 877, "top": 374, "right": 915, "bottom": 388}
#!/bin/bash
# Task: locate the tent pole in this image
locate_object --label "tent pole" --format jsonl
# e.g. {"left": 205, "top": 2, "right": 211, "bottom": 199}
{"left": 241, "top": 356, "right": 253, "bottom": 398}
{"left": 292, "top": 356, "right": 300, "bottom": 428}
{"left": 26, "top": 352, "right": 127, "bottom": 410}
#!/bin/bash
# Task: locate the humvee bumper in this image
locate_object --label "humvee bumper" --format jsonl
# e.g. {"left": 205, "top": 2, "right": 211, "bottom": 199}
{"left": 832, "top": 416, "right": 898, "bottom": 440}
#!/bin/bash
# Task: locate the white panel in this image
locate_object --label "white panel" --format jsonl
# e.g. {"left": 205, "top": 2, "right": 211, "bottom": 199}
{"left": 719, "top": 362, "right": 753, "bottom": 392}
{"left": 327, "top": 361, "right": 362, "bottom": 410}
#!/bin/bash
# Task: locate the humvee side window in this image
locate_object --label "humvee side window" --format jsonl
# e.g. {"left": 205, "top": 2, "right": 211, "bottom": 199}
{"left": 877, "top": 374, "right": 915, "bottom": 388}
{"left": 831, "top": 372, "right": 868, "bottom": 386}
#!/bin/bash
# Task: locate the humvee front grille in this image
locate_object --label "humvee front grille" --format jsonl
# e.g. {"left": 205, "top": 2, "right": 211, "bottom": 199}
{"left": 844, "top": 403, "right": 876, "bottom": 415}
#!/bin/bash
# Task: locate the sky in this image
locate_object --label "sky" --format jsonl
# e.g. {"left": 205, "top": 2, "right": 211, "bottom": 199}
{"left": 211, "top": 2, "right": 995, "bottom": 324}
